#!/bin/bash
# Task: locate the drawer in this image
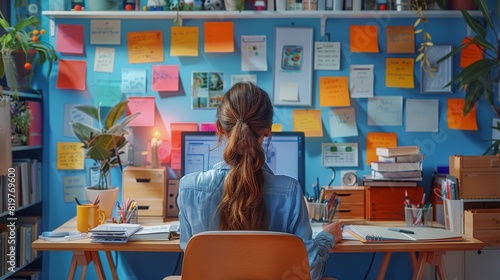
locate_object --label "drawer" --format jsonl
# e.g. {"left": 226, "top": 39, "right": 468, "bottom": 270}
{"left": 365, "top": 187, "right": 423, "bottom": 220}
{"left": 123, "top": 167, "right": 166, "bottom": 217}
{"left": 464, "top": 208, "right": 500, "bottom": 246}
{"left": 134, "top": 198, "right": 164, "bottom": 217}
{"left": 324, "top": 187, "right": 365, "bottom": 205}
{"left": 337, "top": 204, "right": 365, "bottom": 219}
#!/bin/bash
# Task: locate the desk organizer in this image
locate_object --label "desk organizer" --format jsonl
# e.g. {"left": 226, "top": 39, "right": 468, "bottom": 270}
{"left": 122, "top": 166, "right": 166, "bottom": 217}
{"left": 464, "top": 208, "right": 500, "bottom": 246}
{"left": 405, "top": 206, "right": 433, "bottom": 227}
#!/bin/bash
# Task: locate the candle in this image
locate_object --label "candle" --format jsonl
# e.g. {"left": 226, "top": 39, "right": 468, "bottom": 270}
{"left": 151, "top": 130, "right": 160, "bottom": 168}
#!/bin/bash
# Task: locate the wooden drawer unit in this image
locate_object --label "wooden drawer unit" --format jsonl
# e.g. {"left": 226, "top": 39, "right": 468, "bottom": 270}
{"left": 324, "top": 187, "right": 365, "bottom": 219}
{"left": 365, "top": 187, "right": 423, "bottom": 220}
{"left": 123, "top": 166, "right": 166, "bottom": 217}
{"left": 464, "top": 208, "right": 500, "bottom": 246}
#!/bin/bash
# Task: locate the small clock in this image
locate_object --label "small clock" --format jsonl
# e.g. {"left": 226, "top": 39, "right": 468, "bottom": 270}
{"left": 342, "top": 171, "right": 358, "bottom": 186}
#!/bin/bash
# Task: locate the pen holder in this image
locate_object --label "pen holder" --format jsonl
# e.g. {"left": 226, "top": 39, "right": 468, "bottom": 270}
{"left": 308, "top": 202, "right": 336, "bottom": 223}
{"left": 114, "top": 207, "right": 139, "bottom": 224}
{"left": 405, "top": 206, "right": 433, "bottom": 227}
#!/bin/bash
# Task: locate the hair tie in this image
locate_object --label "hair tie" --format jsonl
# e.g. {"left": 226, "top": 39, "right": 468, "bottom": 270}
{"left": 237, "top": 119, "right": 245, "bottom": 123}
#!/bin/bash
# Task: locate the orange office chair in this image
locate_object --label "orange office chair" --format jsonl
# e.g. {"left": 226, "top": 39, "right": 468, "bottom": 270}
{"left": 163, "top": 231, "right": 336, "bottom": 280}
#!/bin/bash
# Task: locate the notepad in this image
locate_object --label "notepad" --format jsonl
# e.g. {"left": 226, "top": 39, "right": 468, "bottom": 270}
{"left": 345, "top": 225, "right": 463, "bottom": 243}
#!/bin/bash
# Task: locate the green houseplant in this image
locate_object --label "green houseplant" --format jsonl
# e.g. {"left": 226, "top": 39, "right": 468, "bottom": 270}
{"left": 0, "top": 11, "right": 57, "bottom": 93}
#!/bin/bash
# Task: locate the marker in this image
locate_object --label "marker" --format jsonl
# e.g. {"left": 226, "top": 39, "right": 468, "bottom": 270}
{"left": 74, "top": 196, "right": 81, "bottom": 205}
{"left": 388, "top": 228, "right": 415, "bottom": 234}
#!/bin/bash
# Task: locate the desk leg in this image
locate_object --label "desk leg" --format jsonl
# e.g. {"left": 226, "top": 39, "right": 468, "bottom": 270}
{"left": 412, "top": 251, "right": 429, "bottom": 280}
{"left": 409, "top": 252, "right": 417, "bottom": 270}
{"left": 67, "top": 251, "right": 92, "bottom": 280}
{"left": 105, "top": 251, "right": 119, "bottom": 280}
{"left": 376, "top": 252, "right": 391, "bottom": 280}
{"left": 90, "top": 251, "right": 106, "bottom": 280}
{"left": 427, "top": 251, "right": 447, "bottom": 280}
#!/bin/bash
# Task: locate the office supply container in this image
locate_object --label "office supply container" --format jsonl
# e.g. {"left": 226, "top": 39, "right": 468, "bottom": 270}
{"left": 464, "top": 208, "right": 500, "bottom": 246}
{"left": 449, "top": 155, "right": 500, "bottom": 199}
{"left": 122, "top": 166, "right": 166, "bottom": 217}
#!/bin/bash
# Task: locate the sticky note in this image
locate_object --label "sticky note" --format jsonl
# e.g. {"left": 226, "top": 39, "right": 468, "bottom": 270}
{"left": 448, "top": 98, "right": 478, "bottom": 130}
{"left": 319, "top": 77, "right": 350, "bottom": 107}
{"left": 200, "top": 123, "right": 217, "bottom": 132}
{"left": 171, "top": 26, "right": 199, "bottom": 56}
{"left": 366, "top": 132, "right": 397, "bottom": 165}
{"left": 56, "top": 24, "right": 84, "bottom": 55}
{"left": 93, "top": 80, "right": 122, "bottom": 108}
{"left": 279, "top": 81, "right": 299, "bottom": 101}
{"left": 56, "top": 60, "right": 86, "bottom": 90}
{"left": 204, "top": 22, "right": 234, "bottom": 53}
{"left": 350, "top": 25, "right": 379, "bottom": 53}
{"left": 272, "top": 124, "right": 283, "bottom": 132}
{"left": 127, "top": 96, "right": 156, "bottom": 127}
{"left": 386, "top": 26, "right": 415, "bottom": 54}
{"left": 459, "top": 37, "right": 483, "bottom": 68}
{"left": 152, "top": 65, "right": 179, "bottom": 91}
{"left": 386, "top": 58, "right": 414, "bottom": 88}
{"left": 57, "top": 142, "right": 85, "bottom": 170}
{"left": 127, "top": 31, "right": 164, "bottom": 63}
{"left": 292, "top": 110, "right": 323, "bottom": 137}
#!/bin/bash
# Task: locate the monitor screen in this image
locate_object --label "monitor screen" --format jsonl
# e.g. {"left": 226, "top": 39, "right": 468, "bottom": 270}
{"left": 181, "top": 131, "right": 305, "bottom": 194}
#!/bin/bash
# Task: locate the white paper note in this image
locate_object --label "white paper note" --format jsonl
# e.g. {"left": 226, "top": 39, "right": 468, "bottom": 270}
{"left": 121, "top": 68, "right": 147, "bottom": 94}
{"left": 279, "top": 81, "right": 299, "bottom": 101}
{"left": 406, "top": 99, "right": 439, "bottom": 132}
{"left": 90, "top": 20, "right": 121, "bottom": 45}
{"left": 94, "top": 47, "right": 115, "bottom": 73}
{"left": 314, "top": 41, "right": 341, "bottom": 70}
{"left": 350, "top": 64, "right": 374, "bottom": 98}
{"left": 241, "top": 35, "right": 267, "bottom": 71}
{"left": 367, "top": 96, "right": 403, "bottom": 126}
{"left": 328, "top": 107, "right": 359, "bottom": 138}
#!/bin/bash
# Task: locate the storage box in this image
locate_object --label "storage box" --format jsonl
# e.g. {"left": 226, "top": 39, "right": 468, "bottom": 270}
{"left": 449, "top": 155, "right": 500, "bottom": 199}
{"left": 122, "top": 166, "right": 166, "bottom": 217}
{"left": 464, "top": 208, "right": 500, "bottom": 246}
{"left": 365, "top": 187, "right": 423, "bottom": 220}
{"left": 324, "top": 187, "right": 365, "bottom": 219}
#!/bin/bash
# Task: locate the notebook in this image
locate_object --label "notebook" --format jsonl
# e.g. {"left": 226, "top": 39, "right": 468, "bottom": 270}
{"left": 345, "top": 225, "right": 463, "bottom": 243}
{"left": 310, "top": 222, "right": 357, "bottom": 241}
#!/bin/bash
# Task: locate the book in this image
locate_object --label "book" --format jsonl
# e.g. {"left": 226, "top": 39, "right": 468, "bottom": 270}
{"left": 345, "top": 225, "right": 463, "bottom": 243}
{"left": 89, "top": 223, "right": 141, "bottom": 243}
{"left": 376, "top": 146, "right": 420, "bottom": 157}
{"left": 362, "top": 179, "right": 418, "bottom": 187}
{"left": 129, "top": 225, "right": 172, "bottom": 241}
{"left": 371, "top": 161, "right": 422, "bottom": 172}
{"left": 370, "top": 170, "right": 422, "bottom": 179}
{"left": 378, "top": 154, "right": 424, "bottom": 163}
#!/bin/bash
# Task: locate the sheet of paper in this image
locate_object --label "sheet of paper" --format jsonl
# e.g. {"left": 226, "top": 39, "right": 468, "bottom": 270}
{"left": 279, "top": 81, "right": 299, "bottom": 101}
{"left": 90, "top": 20, "right": 120, "bottom": 45}
{"left": 231, "top": 74, "right": 257, "bottom": 86}
{"left": 152, "top": 65, "right": 179, "bottom": 91}
{"left": 459, "top": 37, "right": 483, "bottom": 68}
{"left": 93, "top": 80, "right": 122, "bottom": 108}
{"left": 127, "top": 96, "right": 156, "bottom": 127}
{"left": 63, "top": 174, "right": 86, "bottom": 203}
{"left": 94, "top": 47, "right": 115, "bottom": 73}
{"left": 204, "top": 22, "right": 234, "bottom": 53}
{"left": 57, "top": 142, "right": 85, "bottom": 170}
{"left": 319, "top": 77, "right": 350, "bottom": 107}
{"left": 200, "top": 123, "right": 216, "bottom": 132}
{"left": 63, "top": 103, "right": 95, "bottom": 138}
{"left": 171, "top": 26, "right": 199, "bottom": 56}
{"left": 350, "top": 65, "right": 374, "bottom": 98}
{"left": 127, "top": 31, "right": 164, "bottom": 63}
{"left": 56, "top": 60, "right": 86, "bottom": 90}
{"left": 406, "top": 99, "right": 439, "bottom": 132}
{"left": 121, "top": 68, "right": 147, "bottom": 94}
{"left": 56, "top": 24, "right": 84, "bottom": 55}
{"left": 241, "top": 35, "right": 267, "bottom": 71}
{"left": 386, "top": 58, "right": 414, "bottom": 88}
{"left": 314, "top": 41, "right": 341, "bottom": 70}
{"left": 350, "top": 25, "right": 379, "bottom": 53}
{"left": 292, "top": 109, "right": 323, "bottom": 137}
{"left": 368, "top": 96, "right": 403, "bottom": 126}
{"left": 366, "top": 132, "right": 397, "bottom": 165}
{"left": 448, "top": 98, "right": 478, "bottom": 130}
{"left": 272, "top": 124, "right": 283, "bottom": 132}
{"left": 328, "top": 107, "right": 358, "bottom": 138}
{"left": 386, "top": 26, "right": 415, "bottom": 54}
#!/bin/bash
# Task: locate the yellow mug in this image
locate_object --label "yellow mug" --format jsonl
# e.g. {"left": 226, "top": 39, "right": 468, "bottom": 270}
{"left": 76, "top": 204, "right": 106, "bottom": 233}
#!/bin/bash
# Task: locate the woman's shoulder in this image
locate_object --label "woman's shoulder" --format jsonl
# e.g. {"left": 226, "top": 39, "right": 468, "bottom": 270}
{"left": 179, "top": 169, "right": 225, "bottom": 191}
{"left": 264, "top": 173, "right": 302, "bottom": 196}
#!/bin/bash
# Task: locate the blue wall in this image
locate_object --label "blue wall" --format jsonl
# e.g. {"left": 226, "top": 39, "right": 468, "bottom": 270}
{"left": 39, "top": 1, "right": 498, "bottom": 279}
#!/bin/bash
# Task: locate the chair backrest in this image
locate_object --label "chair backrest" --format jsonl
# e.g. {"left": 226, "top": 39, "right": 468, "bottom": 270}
{"left": 181, "top": 231, "right": 312, "bottom": 280}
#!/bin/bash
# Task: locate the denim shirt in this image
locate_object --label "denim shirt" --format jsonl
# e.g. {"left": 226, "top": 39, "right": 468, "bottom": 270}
{"left": 178, "top": 161, "right": 335, "bottom": 280}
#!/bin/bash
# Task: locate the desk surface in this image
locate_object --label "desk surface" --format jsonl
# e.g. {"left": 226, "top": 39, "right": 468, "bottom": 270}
{"left": 32, "top": 218, "right": 484, "bottom": 254}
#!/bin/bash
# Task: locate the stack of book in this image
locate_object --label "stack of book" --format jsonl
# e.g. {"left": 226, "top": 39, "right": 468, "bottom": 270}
{"left": 88, "top": 223, "right": 141, "bottom": 243}
{"left": 363, "top": 146, "right": 423, "bottom": 187}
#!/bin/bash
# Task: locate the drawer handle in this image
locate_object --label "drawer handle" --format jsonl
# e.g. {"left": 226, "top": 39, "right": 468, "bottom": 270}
{"left": 138, "top": 205, "right": 150, "bottom": 210}
{"left": 136, "top": 178, "right": 151, "bottom": 183}
{"left": 338, "top": 209, "right": 352, "bottom": 213}
{"left": 337, "top": 193, "right": 352, "bottom": 197}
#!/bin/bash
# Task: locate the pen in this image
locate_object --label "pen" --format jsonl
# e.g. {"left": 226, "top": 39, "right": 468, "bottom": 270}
{"left": 388, "top": 228, "right": 415, "bottom": 234}
{"left": 74, "top": 196, "right": 81, "bottom": 205}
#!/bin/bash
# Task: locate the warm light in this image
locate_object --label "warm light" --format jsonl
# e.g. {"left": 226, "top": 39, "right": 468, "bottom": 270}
{"left": 154, "top": 130, "right": 159, "bottom": 138}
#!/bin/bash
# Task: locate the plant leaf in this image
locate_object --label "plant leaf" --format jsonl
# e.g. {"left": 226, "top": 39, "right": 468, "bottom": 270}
{"left": 73, "top": 105, "right": 99, "bottom": 121}
{"left": 107, "top": 112, "right": 141, "bottom": 134}
{"left": 104, "top": 100, "right": 129, "bottom": 130}
{"left": 71, "top": 121, "right": 100, "bottom": 148}
{"left": 475, "top": 0, "right": 495, "bottom": 31}
{"left": 461, "top": 9, "right": 487, "bottom": 38}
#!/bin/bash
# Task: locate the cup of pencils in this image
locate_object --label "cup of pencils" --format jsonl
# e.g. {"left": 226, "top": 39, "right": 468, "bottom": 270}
{"left": 405, "top": 205, "right": 433, "bottom": 227}
{"left": 115, "top": 199, "right": 139, "bottom": 224}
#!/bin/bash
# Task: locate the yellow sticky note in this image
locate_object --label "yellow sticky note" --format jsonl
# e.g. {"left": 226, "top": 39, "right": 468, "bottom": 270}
{"left": 386, "top": 58, "right": 414, "bottom": 88}
{"left": 57, "top": 142, "right": 85, "bottom": 170}
{"left": 127, "top": 31, "right": 164, "bottom": 63}
{"left": 292, "top": 110, "right": 323, "bottom": 137}
{"left": 204, "top": 22, "right": 234, "bottom": 53}
{"left": 366, "top": 132, "right": 397, "bottom": 165}
{"left": 272, "top": 124, "right": 283, "bottom": 132}
{"left": 448, "top": 99, "right": 478, "bottom": 130}
{"left": 350, "top": 25, "right": 379, "bottom": 53}
{"left": 171, "top": 26, "right": 199, "bottom": 56}
{"left": 319, "top": 77, "right": 350, "bottom": 107}
{"left": 386, "top": 26, "right": 415, "bottom": 54}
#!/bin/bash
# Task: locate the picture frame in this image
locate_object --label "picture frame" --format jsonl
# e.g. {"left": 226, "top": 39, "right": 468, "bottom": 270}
{"left": 421, "top": 45, "right": 453, "bottom": 94}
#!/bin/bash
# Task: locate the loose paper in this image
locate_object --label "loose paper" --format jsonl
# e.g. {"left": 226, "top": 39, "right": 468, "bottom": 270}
{"left": 241, "top": 35, "right": 267, "bottom": 71}
{"left": 56, "top": 60, "right": 86, "bottom": 90}
{"left": 314, "top": 41, "right": 341, "bottom": 70}
{"left": 171, "top": 26, "right": 199, "bottom": 56}
{"left": 367, "top": 96, "right": 403, "bottom": 126}
{"left": 56, "top": 24, "right": 84, "bottom": 55}
{"left": 448, "top": 98, "right": 478, "bottom": 130}
{"left": 152, "top": 65, "right": 179, "bottom": 91}
{"left": 63, "top": 174, "right": 86, "bottom": 203}
{"left": 366, "top": 132, "right": 397, "bottom": 165}
{"left": 121, "top": 68, "right": 147, "bottom": 94}
{"left": 63, "top": 103, "right": 95, "bottom": 138}
{"left": 127, "top": 96, "right": 156, "bottom": 127}
{"left": 406, "top": 99, "right": 439, "bottom": 132}
{"left": 57, "top": 142, "right": 85, "bottom": 170}
{"left": 350, "top": 25, "right": 379, "bottom": 53}
{"left": 386, "top": 26, "right": 415, "bottom": 54}
{"left": 127, "top": 31, "right": 164, "bottom": 63}
{"left": 292, "top": 110, "right": 323, "bottom": 137}
{"left": 204, "top": 22, "right": 234, "bottom": 53}
{"left": 350, "top": 65, "right": 374, "bottom": 98}
{"left": 90, "top": 20, "right": 120, "bottom": 45}
{"left": 328, "top": 107, "right": 358, "bottom": 138}
{"left": 319, "top": 77, "right": 350, "bottom": 107}
{"left": 94, "top": 47, "right": 115, "bottom": 73}
{"left": 386, "top": 58, "right": 414, "bottom": 88}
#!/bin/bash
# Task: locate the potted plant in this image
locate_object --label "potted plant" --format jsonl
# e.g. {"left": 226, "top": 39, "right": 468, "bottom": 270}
{"left": 71, "top": 100, "right": 140, "bottom": 217}
{"left": 9, "top": 96, "right": 32, "bottom": 146}
{"left": 0, "top": 11, "right": 57, "bottom": 93}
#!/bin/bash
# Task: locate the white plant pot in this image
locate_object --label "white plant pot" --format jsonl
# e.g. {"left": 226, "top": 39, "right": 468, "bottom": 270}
{"left": 85, "top": 187, "right": 119, "bottom": 219}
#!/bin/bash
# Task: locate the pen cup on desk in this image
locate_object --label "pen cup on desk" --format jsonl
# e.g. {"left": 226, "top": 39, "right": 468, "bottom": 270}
{"left": 307, "top": 202, "right": 338, "bottom": 223}
{"left": 405, "top": 206, "right": 433, "bottom": 227}
{"left": 115, "top": 206, "right": 138, "bottom": 224}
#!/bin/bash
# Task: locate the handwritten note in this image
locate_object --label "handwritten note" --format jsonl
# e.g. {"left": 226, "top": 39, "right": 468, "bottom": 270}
{"left": 121, "top": 68, "right": 146, "bottom": 94}
{"left": 90, "top": 20, "right": 120, "bottom": 45}
{"left": 406, "top": 99, "right": 439, "bottom": 132}
{"left": 56, "top": 59, "right": 86, "bottom": 90}
{"left": 63, "top": 174, "right": 86, "bottom": 203}
{"left": 127, "top": 31, "right": 164, "bottom": 63}
{"left": 314, "top": 41, "right": 341, "bottom": 70}
{"left": 93, "top": 80, "right": 122, "bottom": 108}
{"left": 448, "top": 98, "right": 478, "bottom": 130}
{"left": 94, "top": 47, "right": 115, "bottom": 73}
{"left": 127, "top": 96, "right": 155, "bottom": 127}
{"left": 56, "top": 24, "right": 84, "bottom": 55}
{"left": 386, "top": 58, "right": 414, "bottom": 88}
{"left": 386, "top": 26, "right": 415, "bottom": 54}
{"left": 204, "top": 22, "right": 234, "bottom": 53}
{"left": 350, "top": 65, "right": 374, "bottom": 98}
{"left": 63, "top": 103, "right": 95, "bottom": 138}
{"left": 292, "top": 109, "right": 323, "bottom": 137}
{"left": 366, "top": 132, "right": 397, "bottom": 165}
{"left": 152, "top": 65, "right": 179, "bottom": 91}
{"left": 328, "top": 107, "right": 358, "bottom": 138}
{"left": 171, "top": 26, "right": 199, "bottom": 56}
{"left": 241, "top": 35, "right": 267, "bottom": 71}
{"left": 57, "top": 142, "right": 84, "bottom": 170}
{"left": 367, "top": 96, "right": 403, "bottom": 126}
{"left": 350, "top": 25, "right": 379, "bottom": 53}
{"left": 460, "top": 37, "right": 483, "bottom": 68}
{"left": 319, "top": 77, "right": 350, "bottom": 107}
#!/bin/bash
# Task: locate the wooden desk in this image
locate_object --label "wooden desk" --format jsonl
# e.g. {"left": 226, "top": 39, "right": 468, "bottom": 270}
{"left": 32, "top": 218, "right": 484, "bottom": 280}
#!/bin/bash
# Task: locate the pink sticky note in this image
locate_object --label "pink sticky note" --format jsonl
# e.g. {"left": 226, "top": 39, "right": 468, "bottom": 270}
{"left": 56, "top": 59, "right": 86, "bottom": 90}
{"left": 127, "top": 96, "right": 156, "bottom": 127}
{"left": 200, "top": 123, "right": 216, "bottom": 132}
{"left": 152, "top": 65, "right": 179, "bottom": 91}
{"left": 56, "top": 24, "right": 84, "bottom": 55}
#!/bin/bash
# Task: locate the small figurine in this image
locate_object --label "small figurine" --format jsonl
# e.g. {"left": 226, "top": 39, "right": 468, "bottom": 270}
{"left": 147, "top": 0, "right": 166, "bottom": 10}
{"left": 204, "top": 0, "right": 223, "bottom": 10}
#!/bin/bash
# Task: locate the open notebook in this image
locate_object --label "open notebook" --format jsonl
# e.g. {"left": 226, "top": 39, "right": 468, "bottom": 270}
{"left": 345, "top": 225, "right": 463, "bottom": 243}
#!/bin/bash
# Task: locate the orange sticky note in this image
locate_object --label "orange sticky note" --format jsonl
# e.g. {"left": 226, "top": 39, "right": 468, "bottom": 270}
{"left": 459, "top": 37, "right": 483, "bottom": 68}
{"left": 56, "top": 24, "right": 84, "bottom": 55}
{"left": 386, "top": 26, "right": 415, "bottom": 54}
{"left": 127, "top": 96, "right": 156, "bottom": 127}
{"left": 272, "top": 124, "right": 283, "bottom": 132}
{"left": 386, "top": 58, "right": 414, "bottom": 88}
{"left": 350, "top": 25, "right": 379, "bottom": 53}
{"left": 171, "top": 26, "right": 199, "bottom": 56}
{"left": 292, "top": 110, "right": 323, "bottom": 137}
{"left": 448, "top": 99, "right": 478, "bottom": 130}
{"left": 319, "top": 77, "right": 350, "bottom": 107}
{"left": 56, "top": 59, "right": 86, "bottom": 90}
{"left": 366, "top": 132, "right": 397, "bottom": 165}
{"left": 204, "top": 22, "right": 234, "bottom": 53}
{"left": 127, "top": 31, "right": 164, "bottom": 63}
{"left": 152, "top": 65, "right": 179, "bottom": 91}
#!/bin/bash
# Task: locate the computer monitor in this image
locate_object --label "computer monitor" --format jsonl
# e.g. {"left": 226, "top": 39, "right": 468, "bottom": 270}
{"left": 181, "top": 131, "right": 306, "bottom": 194}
